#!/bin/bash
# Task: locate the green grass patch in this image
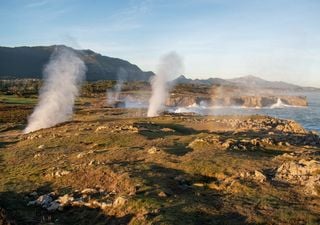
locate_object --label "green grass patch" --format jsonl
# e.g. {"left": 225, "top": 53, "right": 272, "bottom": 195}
{"left": 0, "top": 95, "right": 37, "bottom": 105}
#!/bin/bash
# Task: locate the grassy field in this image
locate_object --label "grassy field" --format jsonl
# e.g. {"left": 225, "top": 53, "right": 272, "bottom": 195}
{"left": 0, "top": 95, "right": 319, "bottom": 225}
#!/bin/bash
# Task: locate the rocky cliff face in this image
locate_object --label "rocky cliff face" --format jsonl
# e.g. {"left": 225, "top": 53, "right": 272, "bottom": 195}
{"left": 165, "top": 94, "right": 308, "bottom": 108}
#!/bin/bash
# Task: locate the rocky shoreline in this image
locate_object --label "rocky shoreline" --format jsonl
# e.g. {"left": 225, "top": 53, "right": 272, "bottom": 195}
{"left": 113, "top": 92, "right": 308, "bottom": 108}
{"left": 166, "top": 94, "right": 308, "bottom": 108}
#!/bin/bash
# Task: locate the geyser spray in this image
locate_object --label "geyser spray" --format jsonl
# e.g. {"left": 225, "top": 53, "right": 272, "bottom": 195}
{"left": 106, "top": 67, "right": 127, "bottom": 105}
{"left": 24, "top": 46, "right": 86, "bottom": 133}
{"left": 147, "top": 52, "right": 183, "bottom": 117}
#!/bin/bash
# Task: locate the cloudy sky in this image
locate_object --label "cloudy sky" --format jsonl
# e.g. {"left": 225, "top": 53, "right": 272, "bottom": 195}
{"left": 1, "top": 0, "right": 319, "bottom": 86}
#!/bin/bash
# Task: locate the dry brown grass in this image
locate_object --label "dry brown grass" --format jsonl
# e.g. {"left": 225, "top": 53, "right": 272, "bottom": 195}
{"left": 0, "top": 95, "right": 319, "bottom": 225}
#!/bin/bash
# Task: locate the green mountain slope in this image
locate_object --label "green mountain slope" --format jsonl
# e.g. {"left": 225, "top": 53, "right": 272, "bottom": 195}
{"left": 0, "top": 45, "right": 153, "bottom": 81}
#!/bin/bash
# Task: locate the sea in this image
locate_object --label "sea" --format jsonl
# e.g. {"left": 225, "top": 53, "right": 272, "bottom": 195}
{"left": 170, "top": 92, "right": 320, "bottom": 133}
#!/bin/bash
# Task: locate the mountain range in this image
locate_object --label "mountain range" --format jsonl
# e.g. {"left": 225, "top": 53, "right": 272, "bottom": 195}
{"left": 0, "top": 45, "right": 153, "bottom": 81}
{"left": 0, "top": 45, "right": 318, "bottom": 92}
{"left": 173, "top": 75, "right": 319, "bottom": 92}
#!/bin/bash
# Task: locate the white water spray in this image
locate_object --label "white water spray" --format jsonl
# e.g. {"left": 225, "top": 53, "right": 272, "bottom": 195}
{"left": 147, "top": 52, "right": 183, "bottom": 117}
{"left": 24, "top": 46, "right": 86, "bottom": 133}
{"left": 270, "top": 98, "right": 286, "bottom": 109}
{"left": 106, "top": 68, "right": 127, "bottom": 105}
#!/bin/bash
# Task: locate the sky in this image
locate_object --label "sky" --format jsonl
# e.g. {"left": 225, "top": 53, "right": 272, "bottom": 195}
{"left": 0, "top": 0, "right": 320, "bottom": 87}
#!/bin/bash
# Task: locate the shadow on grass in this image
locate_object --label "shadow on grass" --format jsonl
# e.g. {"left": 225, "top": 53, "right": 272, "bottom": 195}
{"left": 0, "top": 140, "right": 19, "bottom": 149}
{"left": 133, "top": 122, "right": 207, "bottom": 140}
{"left": 163, "top": 144, "right": 192, "bottom": 156}
{"left": 129, "top": 163, "right": 256, "bottom": 225}
{"left": 151, "top": 207, "right": 254, "bottom": 225}
{"left": 0, "top": 183, "right": 53, "bottom": 225}
{"left": 0, "top": 183, "right": 133, "bottom": 225}
{"left": 0, "top": 153, "right": 5, "bottom": 173}
{"left": 228, "top": 148, "right": 285, "bottom": 159}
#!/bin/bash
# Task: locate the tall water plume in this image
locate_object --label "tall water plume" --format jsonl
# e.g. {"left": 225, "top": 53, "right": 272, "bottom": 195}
{"left": 106, "top": 67, "right": 128, "bottom": 105}
{"left": 24, "top": 46, "right": 86, "bottom": 133}
{"left": 147, "top": 52, "right": 183, "bottom": 117}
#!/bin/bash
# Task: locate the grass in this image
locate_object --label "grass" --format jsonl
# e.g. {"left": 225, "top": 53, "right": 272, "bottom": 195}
{"left": 0, "top": 95, "right": 37, "bottom": 105}
{"left": 0, "top": 98, "right": 320, "bottom": 224}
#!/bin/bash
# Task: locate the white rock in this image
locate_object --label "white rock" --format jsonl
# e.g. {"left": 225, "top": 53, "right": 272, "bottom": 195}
{"left": 95, "top": 126, "right": 108, "bottom": 132}
{"left": 254, "top": 170, "right": 267, "bottom": 183}
{"left": 100, "top": 201, "right": 112, "bottom": 209}
{"left": 33, "top": 153, "right": 42, "bottom": 158}
{"left": 30, "top": 194, "right": 53, "bottom": 208}
{"left": 148, "top": 147, "right": 161, "bottom": 154}
{"left": 54, "top": 170, "right": 70, "bottom": 177}
{"left": 81, "top": 188, "right": 97, "bottom": 194}
{"left": 113, "top": 196, "right": 127, "bottom": 207}
{"left": 58, "top": 194, "right": 74, "bottom": 206}
{"left": 77, "top": 152, "right": 86, "bottom": 158}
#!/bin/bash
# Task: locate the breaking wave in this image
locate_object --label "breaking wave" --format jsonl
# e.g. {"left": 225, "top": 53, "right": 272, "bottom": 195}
{"left": 270, "top": 98, "right": 293, "bottom": 109}
{"left": 167, "top": 93, "right": 319, "bottom": 133}
{"left": 172, "top": 99, "right": 304, "bottom": 114}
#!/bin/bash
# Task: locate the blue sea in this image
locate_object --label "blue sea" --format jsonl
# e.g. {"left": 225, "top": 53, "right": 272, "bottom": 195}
{"left": 171, "top": 92, "right": 320, "bottom": 133}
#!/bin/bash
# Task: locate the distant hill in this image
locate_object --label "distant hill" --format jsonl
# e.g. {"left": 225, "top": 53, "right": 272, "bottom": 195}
{"left": 172, "top": 75, "right": 319, "bottom": 92}
{"left": 173, "top": 75, "right": 231, "bottom": 85}
{"left": 228, "top": 75, "right": 301, "bottom": 90}
{"left": 1, "top": 45, "right": 318, "bottom": 92}
{"left": 0, "top": 45, "right": 154, "bottom": 81}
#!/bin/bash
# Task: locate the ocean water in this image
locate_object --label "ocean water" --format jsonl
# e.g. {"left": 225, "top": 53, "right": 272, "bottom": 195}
{"left": 170, "top": 92, "right": 320, "bottom": 133}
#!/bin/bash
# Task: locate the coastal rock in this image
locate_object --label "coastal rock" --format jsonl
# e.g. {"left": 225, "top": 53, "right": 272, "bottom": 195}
{"left": 165, "top": 95, "right": 308, "bottom": 108}
{"left": 221, "top": 139, "right": 236, "bottom": 149}
{"left": 160, "top": 127, "right": 175, "bottom": 132}
{"left": 33, "top": 153, "right": 42, "bottom": 158}
{"left": 275, "top": 120, "right": 306, "bottom": 134}
{"left": 26, "top": 134, "right": 42, "bottom": 140}
{"left": 77, "top": 152, "right": 86, "bottom": 158}
{"left": 45, "top": 169, "right": 70, "bottom": 178}
{"left": 275, "top": 158, "right": 320, "bottom": 195}
{"left": 239, "top": 170, "right": 267, "bottom": 183}
{"left": 148, "top": 146, "right": 161, "bottom": 154}
{"left": 27, "top": 193, "right": 63, "bottom": 211}
{"left": 111, "top": 125, "right": 139, "bottom": 133}
{"left": 226, "top": 139, "right": 260, "bottom": 151}
{"left": 188, "top": 138, "right": 209, "bottom": 149}
{"left": 158, "top": 191, "right": 168, "bottom": 197}
{"left": 46, "top": 201, "right": 60, "bottom": 212}
{"left": 58, "top": 194, "right": 74, "bottom": 206}
{"left": 81, "top": 188, "right": 98, "bottom": 195}
{"left": 166, "top": 95, "right": 210, "bottom": 107}
{"left": 188, "top": 135, "right": 230, "bottom": 151}
{"left": 95, "top": 126, "right": 109, "bottom": 132}
{"left": 253, "top": 170, "right": 267, "bottom": 183}
{"left": 113, "top": 196, "right": 127, "bottom": 207}
{"left": 27, "top": 194, "right": 53, "bottom": 208}
{"left": 188, "top": 135, "right": 266, "bottom": 151}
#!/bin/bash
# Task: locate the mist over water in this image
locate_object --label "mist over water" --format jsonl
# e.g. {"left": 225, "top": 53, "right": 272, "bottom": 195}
{"left": 147, "top": 52, "right": 183, "bottom": 117}
{"left": 24, "top": 47, "right": 86, "bottom": 133}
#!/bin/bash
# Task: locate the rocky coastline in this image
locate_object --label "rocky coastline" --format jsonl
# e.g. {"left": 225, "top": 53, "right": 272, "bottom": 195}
{"left": 166, "top": 94, "right": 308, "bottom": 108}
